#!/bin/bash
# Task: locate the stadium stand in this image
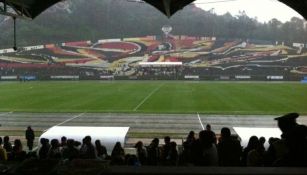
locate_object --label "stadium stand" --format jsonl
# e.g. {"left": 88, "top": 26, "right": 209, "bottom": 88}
{"left": 0, "top": 113, "right": 306, "bottom": 174}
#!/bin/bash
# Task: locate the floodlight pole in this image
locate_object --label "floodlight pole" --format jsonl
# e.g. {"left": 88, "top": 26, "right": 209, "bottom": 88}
{"left": 13, "top": 16, "right": 17, "bottom": 51}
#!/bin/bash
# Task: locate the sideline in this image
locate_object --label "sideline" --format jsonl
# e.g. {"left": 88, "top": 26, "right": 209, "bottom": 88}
{"left": 133, "top": 84, "right": 164, "bottom": 111}
{"left": 197, "top": 112, "right": 205, "bottom": 130}
{"left": 43, "top": 113, "right": 85, "bottom": 132}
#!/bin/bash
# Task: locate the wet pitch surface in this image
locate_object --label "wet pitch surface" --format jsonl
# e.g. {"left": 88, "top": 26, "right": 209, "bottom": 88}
{"left": 1, "top": 112, "right": 306, "bottom": 146}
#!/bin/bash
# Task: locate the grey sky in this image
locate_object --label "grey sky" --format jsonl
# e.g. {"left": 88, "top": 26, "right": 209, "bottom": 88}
{"left": 195, "top": 0, "right": 303, "bottom": 22}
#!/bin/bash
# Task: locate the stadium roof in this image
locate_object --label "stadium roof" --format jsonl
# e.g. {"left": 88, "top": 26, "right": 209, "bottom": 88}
{"left": 0, "top": 0, "right": 307, "bottom": 20}
{"left": 279, "top": 0, "right": 307, "bottom": 20}
{"left": 143, "top": 0, "right": 196, "bottom": 17}
{"left": 0, "top": 0, "right": 62, "bottom": 19}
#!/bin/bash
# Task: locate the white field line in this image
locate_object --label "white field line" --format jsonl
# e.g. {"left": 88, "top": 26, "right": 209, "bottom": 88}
{"left": 43, "top": 113, "right": 85, "bottom": 132}
{"left": 133, "top": 84, "right": 163, "bottom": 111}
{"left": 0, "top": 111, "right": 13, "bottom": 117}
{"left": 197, "top": 113, "right": 205, "bottom": 130}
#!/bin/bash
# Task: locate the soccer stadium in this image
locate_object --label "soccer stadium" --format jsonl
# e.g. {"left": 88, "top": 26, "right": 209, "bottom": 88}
{"left": 0, "top": 0, "right": 307, "bottom": 174}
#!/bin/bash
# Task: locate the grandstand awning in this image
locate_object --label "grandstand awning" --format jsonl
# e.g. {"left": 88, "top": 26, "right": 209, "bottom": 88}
{"left": 40, "top": 126, "right": 130, "bottom": 155}
{"left": 0, "top": 0, "right": 61, "bottom": 19}
{"left": 233, "top": 127, "right": 281, "bottom": 149}
{"left": 143, "top": 0, "right": 196, "bottom": 17}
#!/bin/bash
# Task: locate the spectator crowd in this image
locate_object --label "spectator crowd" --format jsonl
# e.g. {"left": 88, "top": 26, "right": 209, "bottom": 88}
{"left": 0, "top": 113, "right": 306, "bottom": 167}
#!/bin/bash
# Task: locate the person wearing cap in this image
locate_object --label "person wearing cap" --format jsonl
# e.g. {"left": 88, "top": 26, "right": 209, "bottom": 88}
{"left": 274, "top": 113, "right": 307, "bottom": 166}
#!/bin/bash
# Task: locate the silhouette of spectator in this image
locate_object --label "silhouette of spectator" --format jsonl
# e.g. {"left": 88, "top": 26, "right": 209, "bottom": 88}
{"left": 147, "top": 138, "right": 160, "bottom": 166}
{"left": 80, "top": 136, "right": 96, "bottom": 159}
{"left": 125, "top": 154, "right": 139, "bottom": 166}
{"left": 62, "top": 139, "right": 79, "bottom": 161}
{"left": 95, "top": 140, "right": 107, "bottom": 160}
{"left": 274, "top": 113, "right": 307, "bottom": 166}
{"left": 11, "top": 139, "right": 26, "bottom": 161}
{"left": 25, "top": 126, "right": 35, "bottom": 151}
{"left": 264, "top": 137, "right": 288, "bottom": 166}
{"left": 3, "top": 136, "right": 12, "bottom": 152}
{"left": 135, "top": 141, "right": 147, "bottom": 165}
{"left": 47, "top": 139, "right": 62, "bottom": 159}
{"left": 180, "top": 131, "right": 196, "bottom": 165}
{"left": 259, "top": 137, "right": 266, "bottom": 153}
{"left": 192, "top": 130, "right": 218, "bottom": 166}
{"left": 0, "top": 137, "right": 8, "bottom": 161}
{"left": 39, "top": 138, "right": 50, "bottom": 159}
{"left": 218, "top": 127, "right": 242, "bottom": 166}
{"left": 111, "top": 142, "right": 125, "bottom": 165}
{"left": 166, "top": 141, "right": 178, "bottom": 166}
{"left": 206, "top": 124, "right": 217, "bottom": 144}
{"left": 161, "top": 136, "right": 171, "bottom": 164}
{"left": 60, "top": 136, "right": 67, "bottom": 148}
{"left": 247, "top": 138, "right": 264, "bottom": 166}
{"left": 242, "top": 136, "right": 259, "bottom": 166}
{"left": 186, "top": 131, "right": 196, "bottom": 145}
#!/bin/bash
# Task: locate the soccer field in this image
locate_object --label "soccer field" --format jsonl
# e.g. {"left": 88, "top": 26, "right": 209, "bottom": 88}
{"left": 0, "top": 81, "right": 306, "bottom": 115}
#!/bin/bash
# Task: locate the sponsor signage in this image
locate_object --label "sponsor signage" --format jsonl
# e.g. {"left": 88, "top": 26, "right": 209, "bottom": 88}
{"left": 50, "top": 76, "right": 79, "bottom": 80}
{"left": 293, "top": 43, "right": 304, "bottom": 48}
{"left": 0, "top": 76, "right": 17, "bottom": 80}
{"left": 235, "top": 75, "right": 251, "bottom": 79}
{"left": 220, "top": 76, "right": 230, "bottom": 80}
{"left": 139, "top": 62, "right": 182, "bottom": 66}
{"left": 267, "top": 76, "right": 284, "bottom": 80}
{"left": 184, "top": 75, "right": 199, "bottom": 79}
{"left": 0, "top": 48, "right": 15, "bottom": 54}
{"left": 100, "top": 75, "right": 114, "bottom": 79}
{"left": 23, "top": 45, "right": 44, "bottom": 51}
{"left": 98, "top": 39, "right": 121, "bottom": 43}
{"left": 20, "top": 76, "right": 37, "bottom": 80}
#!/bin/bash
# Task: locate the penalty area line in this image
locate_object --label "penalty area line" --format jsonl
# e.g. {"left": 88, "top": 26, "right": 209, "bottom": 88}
{"left": 133, "top": 84, "right": 163, "bottom": 111}
{"left": 197, "top": 113, "right": 205, "bottom": 130}
{"left": 44, "top": 113, "right": 85, "bottom": 132}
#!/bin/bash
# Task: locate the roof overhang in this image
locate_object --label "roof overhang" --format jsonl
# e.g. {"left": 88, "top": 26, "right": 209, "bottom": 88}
{"left": 279, "top": 0, "right": 307, "bottom": 20}
{"left": 0, "top": 0, "right": 62, "bottom": 19}
{"left": 143, "top": 0, "right": 196, "bottom": 18}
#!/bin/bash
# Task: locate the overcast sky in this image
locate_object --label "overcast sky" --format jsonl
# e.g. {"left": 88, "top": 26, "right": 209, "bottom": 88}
{"left": 195, "top": 0, "right": 304, "bottom": 23}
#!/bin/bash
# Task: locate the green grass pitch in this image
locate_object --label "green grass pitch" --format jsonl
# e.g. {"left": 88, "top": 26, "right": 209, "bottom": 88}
{"left": 0, "top": 81, "right": 306, "bottom": 115}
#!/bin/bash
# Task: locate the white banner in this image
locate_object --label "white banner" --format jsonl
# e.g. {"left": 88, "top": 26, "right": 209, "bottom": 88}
{"left": 235, "top": 75, "right": 251, "bottom": 79}
{"left": 184, "top": 75, "right": 199, "bottom": 79}
{"left": 50, "top": 76, "right": 79, "bottom": 79}
{"left": 267, "top": 76, "right": 284, "bottom": 80}
{"left": 0, "top": 76, "right": 17, "bottom": 80}
{"left": 100, "top": 75, "right": 114, "bottom": 79}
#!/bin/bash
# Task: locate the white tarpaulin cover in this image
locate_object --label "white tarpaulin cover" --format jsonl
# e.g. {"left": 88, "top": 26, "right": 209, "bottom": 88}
{"left": 233, "top": 127, "right": 282, "bottom": 149}
{"left": 39, "top": 126, "right": 130, "bottom": 154}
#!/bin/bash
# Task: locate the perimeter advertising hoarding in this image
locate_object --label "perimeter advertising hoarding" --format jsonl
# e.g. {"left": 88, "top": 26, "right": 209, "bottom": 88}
{"left": 0, "top": 76, "right": 17, "bottom": 80}
{"left": 184, "top": 75, "right": 200, "bottom": 79}
{"left": 20, "top": 76, "right": 37, "bottom": 81}
{"left": 235, "top": 75, "right": 251, "bottom": 79}
{"left": 267, "top": 76, "right": 284, "bottom": 80}
{"left": 50, "top": 76, "right": 79, "bottom": 80}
